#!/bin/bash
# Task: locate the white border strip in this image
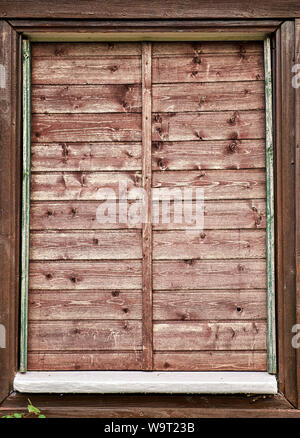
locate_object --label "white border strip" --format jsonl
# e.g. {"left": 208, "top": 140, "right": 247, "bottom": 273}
{"left": 14, "top": 372, "right": 277, "bottom": 394}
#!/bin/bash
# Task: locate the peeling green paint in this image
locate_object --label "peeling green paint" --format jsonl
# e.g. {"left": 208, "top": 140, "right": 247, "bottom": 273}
{"left": 264, "top": 37, "right": 277, "bottom": 374}
{"left": 20, "top": 39, "right": 31, "bottom": 373}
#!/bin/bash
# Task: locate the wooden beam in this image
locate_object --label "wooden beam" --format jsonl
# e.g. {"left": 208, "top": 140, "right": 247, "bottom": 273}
{"left": 275, "top": 21, "right": 297, "bottom": 407}
{"left": 0, "top": 20, "right": 21, "bottom": 402}
{"left": 141, "top": 42, "right": 153, "bottom": 370}
{"left": 0, "top": 1, "right": 299, "bottom": 19}
{"left": 294, "top": 19, "right": 300, "bottom": 409}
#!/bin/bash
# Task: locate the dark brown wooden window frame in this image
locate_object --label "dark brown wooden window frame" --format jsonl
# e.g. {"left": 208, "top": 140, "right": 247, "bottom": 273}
{"left": 0, "top": 15, "right": 299, "bottom": 417}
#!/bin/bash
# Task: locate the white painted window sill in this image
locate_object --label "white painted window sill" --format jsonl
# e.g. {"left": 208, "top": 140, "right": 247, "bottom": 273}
{"left": 14, "top": 371, "right": 277, "bottom": 394}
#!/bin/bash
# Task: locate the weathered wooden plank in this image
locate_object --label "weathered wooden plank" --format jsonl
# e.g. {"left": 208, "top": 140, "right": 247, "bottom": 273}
{"left": 29, "top": 199, "right": 266, "bottom": 231}
{"left": 153, "top": 81, "right": 264, "bottom": 112}
{"left": 30, "top": 231, "right": 142, "bottom": 260}
{"left": 152, "top": 140, "right": 265, "bottom": 170}
{"left": 32, "top": 84, "right": 141, "bottom": 114}
{"left": 152, "top": 41, "right": 263, "bottom": 56}
{"left": 153, "top": 259, "right": 266, "bottom": 290}
{"left": 32, "top": 57, "right": 141, "bottom": 85}
{"left": 153, "top": 351, "right": 267, "bottom": 371}
{"left": 29, "top": 261, "right": 142, "bottom": 290}
{"left": 0, "top": 20, "right": 21, "bottom": 402}
{"left": 153, "top": 321, "right": 267, "bottom": 350}
{"left": 153, "top": 230, "right": 266, "bottom": 260}
{"left": 141, "top": 42, "right": 153, "bottom": 370}
{"left": 31, "top": 142, "right": 142, "bottom": 171}
{"left": 28, "top": 290, "right": 142, "bottom": 320}
{"left": 32, "top": 42, "right": 142, "bottom": 57}
{"left": 152, "top": 111, "right": 265, "bottom": 141}
{"left": 28, "top": 320, "right": 142, "bottom": 351}
{"left": 28, "top": 352, "right": 143, "bottom": 370}
{"left": 32, "top": 113, "right": 141, "bottom": 142}
{"left": 30, "top": 172, "right": 141, "bottom": 200}
{"left": 0, "top": 1, "right": 299, "bottom": 19}
{"left": 152, "top": 54, "right": 264, "bottom": 84}
{"left": 152, "top": 169, "right": 266, "bottom": 200}
{"left": 153, "top": 290, "right": 266, "bottom": 320}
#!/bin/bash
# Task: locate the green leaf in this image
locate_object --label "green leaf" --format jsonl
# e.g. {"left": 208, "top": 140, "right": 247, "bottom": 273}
{"left": 13, "top": 413, "right": 23, "bottom": 418}
{"left": 27, "top": 404, "right": 40, "bottom": 414}
{"left": 38, "top": 415, "right": 46, "bottom": 418}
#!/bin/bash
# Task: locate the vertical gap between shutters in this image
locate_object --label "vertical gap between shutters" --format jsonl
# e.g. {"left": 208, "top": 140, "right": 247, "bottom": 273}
{"left": 141, "top": 42, "right": 153, "bottom": 370}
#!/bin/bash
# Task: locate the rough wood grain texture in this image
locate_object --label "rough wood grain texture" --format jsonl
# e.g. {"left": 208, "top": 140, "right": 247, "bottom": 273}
{"left": 32, "top": 84, "right": 141, "bottom": 113}
{"left": 153, "top": 259, "right": 266, "bottom": 290}
{"left": 32, "top": 42, "right": 142, "bottom": 57}
{"left": 31, "top": 142, "right": 142, "bottom": 171}
{"left": 153, "top": 200, "right": 266, "bottom": 230}
{"left": 28, "top": 290, "right": 142, "bottom": 320}
{"left": 32, "top": 56, "right": 141, "bottom": 85}
{"left": 29, "top": 261, "right": 142, "bottom": 290}
{"left": 153, "top": 321, "right": 267, "bottom": 351}
{"left": 32, "top": 113, "right": 141, "bottom": 142}
{"left": 153, "top": 290, "right": 266, "bottom": 320}
{"left": 0, "top": 20, "right": 20, "bottom": 403}
{"left": 27, "top": 352, "right": 143, "bottom": 370}
{"left": 141, "top": 42, "right": 153, "bottom": 370}
{"left": 153, "top": 81, "right": 264, "bottom": 112}
{"left": 1, "top": 393, "right": 298, "bottom": 419}
{"left": 0, "top": 1, "right": 299, "bottom": 19}
{"left": 153, "top": 230, "right": 266, "bottom": 260}
{"left": 30, "top": 171, "right": 142, "bottom": 200}
{"left": 152, "top": 111, "right": 265, "bottom": 141}
{"left": 153, "top": 351, "right": 267, "bottom": 371}
{"left": 276, "top": 22, "right": 297, "bottom": 407}
{"left": 152, "top": 169, "right": 266, "bottom": 200}
{"left": 152, "top": 41, "right": 264, "bottom": 56}
{"left": 295, "top": 20, "right": 300, "bottom": 409}
{"left": 151, "top": 139, "right": 265, "bottom": 170}
{"left": 30, "top": 231, "right": 142, "bottom": 260}
{"left": 28, "top": 199, "right": 266, "bottom": 231}
{"left": 152, "top": 54, "right": 264, "bottom": 84}
{"left": 28, "top": 320, "right": 142, "bottom": 351}
{"left": 30, "top": 201, "right": 143, "bottom": 230}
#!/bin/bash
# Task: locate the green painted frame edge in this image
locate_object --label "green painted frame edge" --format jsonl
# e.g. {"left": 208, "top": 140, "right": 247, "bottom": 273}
{"left": 18, "top": 33, "right": 277, "bottom": 377}
{"left": 264, "top": 37, "right": 277, "bottom": 374}
{"left": 19, "top": 39, "right": 31, "bottom": 373}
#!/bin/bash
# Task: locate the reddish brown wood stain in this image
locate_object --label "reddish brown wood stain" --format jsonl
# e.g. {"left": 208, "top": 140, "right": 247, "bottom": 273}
{"left": 28, "top": 41, "right": 267, "bottom": 371}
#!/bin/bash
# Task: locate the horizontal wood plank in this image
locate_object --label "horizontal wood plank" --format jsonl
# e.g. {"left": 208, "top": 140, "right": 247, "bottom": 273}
{"left": 30, "top": 231, "right": 142, "bottom": 260}
{"left": 28, "top": 352, "right": 143, "bottom": 370}
{"left": 153, "top": 321, "right": 266, "bottom": 350}
{"left": 152, "top": 111, "right": 265, "bottom": 141}
{"left": 32, "top": 113, "right": 141, "bottom": 142}
{"left": 153, "top": 259, "right": 266, "bottom": 290}
{"left": 32, "top": 43, "right": 142, "bottom": 57}
{"left": 151, "top": 140, "right": 265, "bottom": 170}
{"left": 30, "top": 172, "right": 142, "bottom": 200}
{"left": 29, "top": 200, "right": 266, "bottom": 230}
{"left": 153, "top": 290, "right": 266, "bottom": 320}
{"left": 32, "top": 84, "right": 141, "bottom": 113}
{"left": 31, "top": 142, "right": 142, "bottom": 171}
{"left": 153, "top": 351, "right": 267, "bottom": 371}
{"left": 152, "top": 169, "right": 266, "bottom": 200}
{"left": 28, "top": 320, "right": 142, "bottom": 351}
{"left": 152, "top": 54, "right": 264, "bottom": 83}
{"left": 153, "top": 230, "right": 266, "bottom": 259}
{"left": 32, "top": 57, "right": 141, "bottom": 85}
{"left": 29, "top": 261, "right": 142, "bottom": 290}
{"left": 28, "top": 290, "right": 142, "bottom": 320}
{"left": 153, "top": 81, "right": 264, "bottom": 112}
{"left": 152, "top": 42, "right": 263, "bottom": 57}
